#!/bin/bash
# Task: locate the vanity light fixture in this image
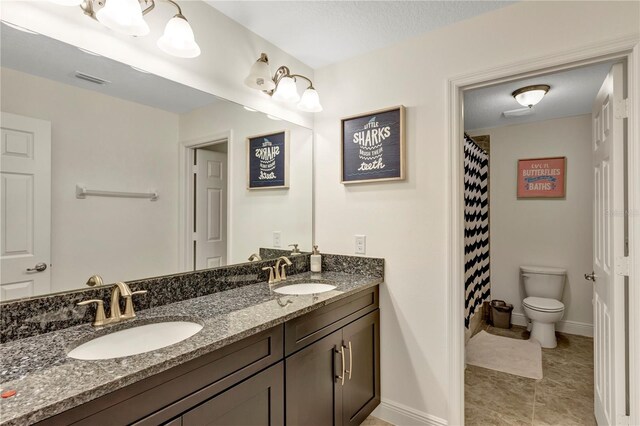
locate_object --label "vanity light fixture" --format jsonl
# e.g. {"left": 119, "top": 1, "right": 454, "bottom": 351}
{"left": 48, "top": 0, "right": 201, "bottom": 59}
{"left": 512, "top": 84, "right": 550, "bottom": 108}
{"left": 245, "top": 53, "right": 323, "bottom": 112}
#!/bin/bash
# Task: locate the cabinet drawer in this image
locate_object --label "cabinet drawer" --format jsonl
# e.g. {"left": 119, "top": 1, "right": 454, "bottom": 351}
{"left": 38, "top": 326, "right": 283, "bottom": 426}
{"left": 285, "top": 286, "right": 378, "bottom": 355}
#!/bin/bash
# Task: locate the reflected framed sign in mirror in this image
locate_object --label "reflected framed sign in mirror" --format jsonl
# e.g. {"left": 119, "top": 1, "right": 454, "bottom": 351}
{"left": 247, "top": 130, "right": 290, "bottom": 190}
{"left": 0, "top": 24, "right": 313, "bottom": 301}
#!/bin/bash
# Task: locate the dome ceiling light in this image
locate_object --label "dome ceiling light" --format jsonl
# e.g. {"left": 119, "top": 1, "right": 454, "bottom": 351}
{"left": 48, "top": 0, "right": 200, "bottom": 59}
{"left": 512, "top": 84, "right": 550, "bottom": 108}
{"left": 245, "top": 53, "right": 323, "bottom": 113}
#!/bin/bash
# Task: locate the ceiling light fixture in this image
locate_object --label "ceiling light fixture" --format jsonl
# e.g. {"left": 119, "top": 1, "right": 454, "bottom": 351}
{"left": 48, "top": 0, "right": 200, "bottom": 58}
{"left": 245, "top": 53, "right": 322, "bottom": 113}
{"left": 512, "top": 84, "right": 550, "bottom": 108}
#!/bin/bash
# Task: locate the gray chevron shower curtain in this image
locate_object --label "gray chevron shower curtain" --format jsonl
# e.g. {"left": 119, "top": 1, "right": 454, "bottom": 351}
{"left": 464, "top": 135, "right": 490, "bottom": 328}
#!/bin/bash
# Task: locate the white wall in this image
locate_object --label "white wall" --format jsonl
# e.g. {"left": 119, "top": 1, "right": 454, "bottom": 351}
{"left": 312, "top": 2, "right": 638, "bottom": 423}
{"left": 1, "top": 67, "right": 180, "bottom": 293}
{"left": 179, "top": 102, "right": 313, "bottom": 264}
{"left": 0, "top": 0, "right": 314, "bottom": 128}
{"left": 470, "top": 115, "right": 594, "bottom": 330}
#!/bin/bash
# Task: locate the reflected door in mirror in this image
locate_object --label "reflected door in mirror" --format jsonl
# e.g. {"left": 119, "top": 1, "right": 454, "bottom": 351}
{"left": 1, "top": 112, "right": 52, "bottom": 300}
{"left": 195, "top": 148, "right": 228, "bottom": 269}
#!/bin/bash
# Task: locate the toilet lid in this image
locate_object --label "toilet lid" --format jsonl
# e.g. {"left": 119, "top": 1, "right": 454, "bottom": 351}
{"left": 523, "top": 297, "right": 564, "bottom": 312}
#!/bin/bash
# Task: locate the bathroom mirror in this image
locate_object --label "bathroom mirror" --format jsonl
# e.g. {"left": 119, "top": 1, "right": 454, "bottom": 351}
{"left": 0, "top": 24, "right": 313, "bottom": 300}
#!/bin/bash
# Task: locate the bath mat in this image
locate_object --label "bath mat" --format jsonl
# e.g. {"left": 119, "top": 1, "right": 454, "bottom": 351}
{"left": 466, "top": 330, "right": 542, "bottom": 379}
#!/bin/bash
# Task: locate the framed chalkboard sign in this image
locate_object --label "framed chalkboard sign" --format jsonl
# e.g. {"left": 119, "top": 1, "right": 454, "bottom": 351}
{"left": 246, "top": 130, "right": 289, "bottom": 190}
{"left": 341, "top": 105, "right": 405, "bottom": 184}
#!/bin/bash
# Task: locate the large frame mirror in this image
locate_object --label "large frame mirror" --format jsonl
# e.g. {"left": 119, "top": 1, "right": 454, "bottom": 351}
{"left": 0, "top": 23, "right": 313, "bottom": 300}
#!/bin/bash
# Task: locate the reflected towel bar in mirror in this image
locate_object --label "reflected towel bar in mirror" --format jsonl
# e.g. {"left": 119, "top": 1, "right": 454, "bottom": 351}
{"left": 76, "top": 184, "right": 159, "bottom": 201}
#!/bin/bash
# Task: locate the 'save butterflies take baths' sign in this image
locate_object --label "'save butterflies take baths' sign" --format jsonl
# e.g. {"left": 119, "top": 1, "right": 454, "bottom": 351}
{"left": 341, "top": 106, "right": 405, "bottom": 184}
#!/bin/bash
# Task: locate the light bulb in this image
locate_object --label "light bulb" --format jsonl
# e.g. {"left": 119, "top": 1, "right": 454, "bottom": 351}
{"left": 96, "top": 0, "right": 150, "bottom": 36}
{"left": 157, "top": 15, "right": 201, "bottom": 59}
{"left": 272, "top": 76, "right": 300, "bottom": 103}
{"left": 297, "top": 88, "right": 323, "bottom": 112}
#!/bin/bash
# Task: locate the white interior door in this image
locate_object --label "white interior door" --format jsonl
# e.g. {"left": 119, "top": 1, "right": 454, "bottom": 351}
{"left": 0, "top": 112, "right": 51, "bottom": 300}
{"left": 194, "top": 149, "right": 227, "bottom": 270}
{"left": 590, "top": 63, "right": 627, "bottom": 426}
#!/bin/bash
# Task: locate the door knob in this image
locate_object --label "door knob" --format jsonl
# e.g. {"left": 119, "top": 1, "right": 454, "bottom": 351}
{"left": 26, "top": 262, "right": 47, "bottom": 273}
{"left": 584, "top": 271, "right": 597, "bottom": 282}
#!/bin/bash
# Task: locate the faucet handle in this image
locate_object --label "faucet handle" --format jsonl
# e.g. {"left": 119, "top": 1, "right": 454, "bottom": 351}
{"left": 262, "top": 266, "right": 275, "bottom": 284}
{"left": 289, "top": 244, "right": 300, "bottom": 254}
{"left": 77, "top": 299, "right": 106, "bottom": 326}
{"left": 123, "top": 290, "right": 148, "bottom": 319}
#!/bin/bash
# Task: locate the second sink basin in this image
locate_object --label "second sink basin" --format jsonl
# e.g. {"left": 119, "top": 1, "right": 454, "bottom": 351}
{"left": 67, "top": 321, "right": 203, "bottom": 360}
{"left": 273, "top": 283, "right": 337, "bottom": 295}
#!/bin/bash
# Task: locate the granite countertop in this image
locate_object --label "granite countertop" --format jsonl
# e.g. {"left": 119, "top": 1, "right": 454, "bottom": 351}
{"left": 0, "top": 271, "right": 382, "bottom": 426}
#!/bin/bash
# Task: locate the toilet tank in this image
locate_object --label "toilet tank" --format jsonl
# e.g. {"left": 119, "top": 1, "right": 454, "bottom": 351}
{"left": 520, "top": 265, "right": 566, "bottom": 300}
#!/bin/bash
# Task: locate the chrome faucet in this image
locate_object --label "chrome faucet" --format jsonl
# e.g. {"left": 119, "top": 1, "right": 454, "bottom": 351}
{"left": 77, "top": 276, "right": 147, "bottom": 327}
{"left": 262, "top": 256, "right": 293, "bottom": 285}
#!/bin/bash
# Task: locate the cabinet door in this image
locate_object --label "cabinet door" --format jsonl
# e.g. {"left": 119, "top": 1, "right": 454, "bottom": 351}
{"left": 182, "top": 362, "right": 284, "bottom": 426}
{"left": 341, "top": 310, "right": 380, "bottom": 426}
{"left": 286, "top": 329, "right": 344, "bottom": 426}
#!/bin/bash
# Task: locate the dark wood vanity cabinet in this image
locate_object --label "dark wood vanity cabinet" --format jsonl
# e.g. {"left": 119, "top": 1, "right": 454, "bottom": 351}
{"left": 37, "top": 286, "right": 379, "bottom": 426}
{"left": 286, "top": 310, "right": 380, "bottom": 426}
{"left": 180, "top": 362, "right": 284, "bottom": 426}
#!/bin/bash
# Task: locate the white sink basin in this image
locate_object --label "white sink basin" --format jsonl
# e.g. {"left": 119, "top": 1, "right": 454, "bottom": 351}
{"left": 273, "top": 283, "right": 337, "bottom": 295}
{"left": 67, "top": 321, "right": 203, "bottom": 360}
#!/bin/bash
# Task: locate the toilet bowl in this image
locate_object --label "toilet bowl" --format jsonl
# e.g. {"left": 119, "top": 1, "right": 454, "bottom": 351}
{"left": 522, "top": 296, "right": 564, "bottom": 348}
{"left": 520, "top": 265, "right": 566, "bottom": 349}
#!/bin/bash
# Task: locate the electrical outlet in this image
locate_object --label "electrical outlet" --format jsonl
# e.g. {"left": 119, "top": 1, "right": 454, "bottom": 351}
{"left": 273, "top": 231, "right": 282, "bottom": 248}
{"left": 355, "top": 235, "right": 366, "bottom": 255}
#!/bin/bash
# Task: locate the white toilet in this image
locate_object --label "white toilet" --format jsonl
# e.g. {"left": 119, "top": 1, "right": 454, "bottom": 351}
{"left": 520, "top": 265, "right": 566, "bottom": 349}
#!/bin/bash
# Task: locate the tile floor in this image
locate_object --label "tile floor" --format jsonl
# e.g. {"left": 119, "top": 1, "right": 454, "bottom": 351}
{"left": 465, "top": 323, "right": 595, "bottom": 425}
{"left": 362, "top": 416, "right": 394, "bottom": 426}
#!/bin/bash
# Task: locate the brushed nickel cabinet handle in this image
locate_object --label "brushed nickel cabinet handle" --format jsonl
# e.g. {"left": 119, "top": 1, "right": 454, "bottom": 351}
{"left": 346, "top": 341, "right": 353, "bottom": 380}
{"left": 335, "top": 346, "right": 345, "bottom": 386}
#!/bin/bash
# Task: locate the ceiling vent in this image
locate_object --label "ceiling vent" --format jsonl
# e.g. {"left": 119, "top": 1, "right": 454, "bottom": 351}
{"left": 502, "top": 107, "right": 534, "bottom": 118}
{"left": 74, "top": 71, "right": 111, "bottom": 85}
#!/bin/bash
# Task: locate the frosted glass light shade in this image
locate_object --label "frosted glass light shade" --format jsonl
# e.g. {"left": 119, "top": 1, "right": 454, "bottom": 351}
{"left": 272, "top": 76, "right": 300, "bottom": 103}
{"left": 512, "top": 85, "right": 550, "bottom": 108}
{"left": 49, "top": 0, "right": 83, "bottom": 6}
{"left": 96, "top": 0, "right": 150, "bottom": 36}
{"left": 297, "top": 88, "right": 323, "bottom": 112}
{"left": 157, "top": 15, "right": 201, "bottom": 58}
{"left": 244, "top": 59, "right": 275, "bottom": 91}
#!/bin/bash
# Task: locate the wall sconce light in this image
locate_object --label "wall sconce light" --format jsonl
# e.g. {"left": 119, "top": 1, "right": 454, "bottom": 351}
{"left": 245, "top": 53, "right": 323, "bottom": 112}
{"left": 48, "top": 0, "right": 201, "bottom": 58}
{"left": 512, "top": 84, "right": 550, "bottom": 108}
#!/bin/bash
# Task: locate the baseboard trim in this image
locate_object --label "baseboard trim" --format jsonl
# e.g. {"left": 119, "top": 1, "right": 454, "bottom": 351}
{"left": 372, "top": 399, "right": 448, "bottom": 426}
{"left": 511, "top": 312, "right": 593, "bottom": 337}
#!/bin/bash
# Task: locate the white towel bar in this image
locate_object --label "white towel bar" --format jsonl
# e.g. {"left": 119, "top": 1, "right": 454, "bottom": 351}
{"left": 76, "top": 184, "right": 158, "bottom": 201}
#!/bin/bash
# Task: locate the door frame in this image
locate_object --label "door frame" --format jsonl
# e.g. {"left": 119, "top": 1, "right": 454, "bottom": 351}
{"left": 446, "top": 34, "right": 640, "bottom": 425}
{"left": 178, "top": 131, "right": 232, "bottom": 272}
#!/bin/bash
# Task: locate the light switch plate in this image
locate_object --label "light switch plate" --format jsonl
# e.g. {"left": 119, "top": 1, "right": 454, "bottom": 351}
{"left": 273, "top": 231, "right": 282, "bottom": 248}
{"left": 355, "top": 235, "right": 366, "bottom": 255}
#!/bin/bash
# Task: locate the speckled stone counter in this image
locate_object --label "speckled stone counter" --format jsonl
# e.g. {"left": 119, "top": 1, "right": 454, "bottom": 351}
{"left": 0, "top": 271, "right": 382, "bottom": 426}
